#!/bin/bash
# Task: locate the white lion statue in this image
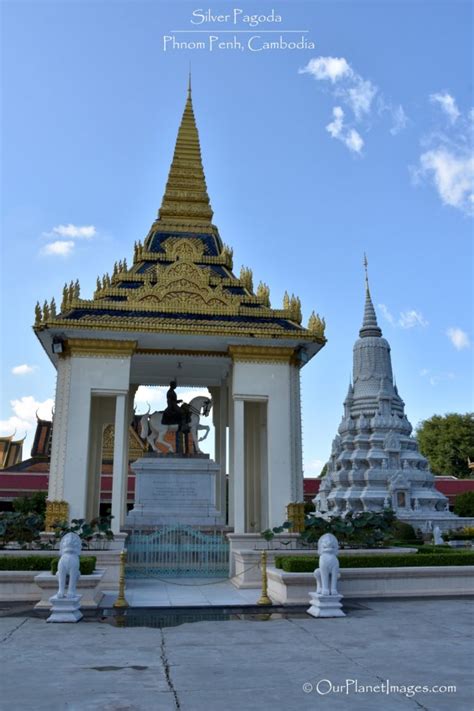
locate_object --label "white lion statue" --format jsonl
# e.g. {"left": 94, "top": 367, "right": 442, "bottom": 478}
{"left": 315, "top": 533, "right": 340, "bottom": 596}
{"left": 56, "top": 532, "right": 82, "bottom": 598}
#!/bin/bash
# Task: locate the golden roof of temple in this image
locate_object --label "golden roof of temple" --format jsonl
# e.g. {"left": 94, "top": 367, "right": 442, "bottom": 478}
{"left": 33, "top": 85, "right": 326, "bottom": 344}
{"left": 154, "top": 81, "right": 216, "bottom": 233}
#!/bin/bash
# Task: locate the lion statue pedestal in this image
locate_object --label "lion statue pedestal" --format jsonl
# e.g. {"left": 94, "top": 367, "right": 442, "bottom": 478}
{"left": 307, "top": 533, "right": 345, "bottom": 618}
{"left": 47, "top": 532, "right": 83, "bottom": 623}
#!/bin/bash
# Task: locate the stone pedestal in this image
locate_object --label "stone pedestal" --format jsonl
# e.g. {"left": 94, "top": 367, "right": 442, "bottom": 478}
{"left": 307, "top": 592, "right": 345, "bottom": 618}
{"left": 126, "top": 457, "right": 224, "bottom": 528}
{"left": 46, "top": 594, "right": 83, "bottom": 623}
{"left": 34, "top": 570, "right": 105, "bottom": 609}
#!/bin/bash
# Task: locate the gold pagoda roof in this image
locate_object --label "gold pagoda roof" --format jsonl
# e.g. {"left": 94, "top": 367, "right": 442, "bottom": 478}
{"left": 34, "top": 86, "right": 326, "bottom": 343}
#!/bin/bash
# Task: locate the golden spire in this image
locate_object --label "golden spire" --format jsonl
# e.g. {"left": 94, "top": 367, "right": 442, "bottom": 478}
{"left": 157, "top": 81, "right": 214, "bottom": 228}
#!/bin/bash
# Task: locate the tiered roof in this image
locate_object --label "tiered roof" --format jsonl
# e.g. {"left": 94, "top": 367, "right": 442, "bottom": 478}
{"left": 34, "top": 85, "right": 326, "bottom": 343}
{"left": 0, "top": 433, "right": 25, "bottom": 469}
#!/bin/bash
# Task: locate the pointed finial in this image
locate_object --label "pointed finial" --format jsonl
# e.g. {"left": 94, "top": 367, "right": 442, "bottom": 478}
{"left": 188, "top": 65, "right": 192, "bottom": 99}
{"left": 363, "top": 252, "right": 370, "bottom": 293}
{"left": 359, "top": 256, "right": 382, "bottom": 338}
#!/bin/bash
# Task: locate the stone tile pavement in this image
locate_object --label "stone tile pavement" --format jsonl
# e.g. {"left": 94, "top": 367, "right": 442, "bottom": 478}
{"left": 0, "top": 598, "right": 472, "bottom": 711}
{"left": 101, "top": 577, "right": 261, "bottom": 607}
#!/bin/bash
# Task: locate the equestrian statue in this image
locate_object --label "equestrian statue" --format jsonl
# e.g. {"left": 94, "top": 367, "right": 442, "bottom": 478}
{"left": 139, "top": 382, "right": 212, "bottom": 454}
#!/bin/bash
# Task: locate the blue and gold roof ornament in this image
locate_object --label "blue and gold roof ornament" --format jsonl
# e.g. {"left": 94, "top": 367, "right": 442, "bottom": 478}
{"left": 34, "top": 85, "right": 326, "bottom": 343}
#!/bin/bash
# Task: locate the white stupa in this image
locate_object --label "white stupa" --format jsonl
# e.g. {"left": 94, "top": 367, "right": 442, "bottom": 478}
{"left": 315, "top": 261, "right": 462, "bottom": 531}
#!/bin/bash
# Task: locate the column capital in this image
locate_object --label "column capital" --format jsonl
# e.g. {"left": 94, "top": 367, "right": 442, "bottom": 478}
{"left": 228, "top": 345, "right": 295, "bottom": 364}
{"left": 63, "top": 338, "right": 137, "bottom": 358}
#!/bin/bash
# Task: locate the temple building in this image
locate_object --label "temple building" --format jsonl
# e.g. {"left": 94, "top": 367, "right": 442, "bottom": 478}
{"left": 315, "top": 264, "right": 460, "bottom": 530}
{"left": 0, "top": 434, "right": 25, "bottom": 470}
{"left": 33, "top": 82, "right": 326, "bottom": 534}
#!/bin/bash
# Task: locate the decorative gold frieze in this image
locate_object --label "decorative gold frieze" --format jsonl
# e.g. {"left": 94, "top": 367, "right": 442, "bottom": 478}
{"left": 102, "top": 424, "right": 146, "bottom": 460}
{"left": 132, "top": 259, "right": 240, "bottom": 311}
{"left": 136, "top": 348, "right": 228, "bottom": 358}
{"left": 286, "top": 502, "right": 305, "bottom": 533}
{"left": 45, "top": 500, "right": 69, "bottom": 531}
{"left": 34, "top": 315, "right": 324, "bottom": 341}
{"left": 228, "top": 345, "right": 296, "bottom": 363}
{"left": 64, "top": 338, "right": 137, "bottom": 358}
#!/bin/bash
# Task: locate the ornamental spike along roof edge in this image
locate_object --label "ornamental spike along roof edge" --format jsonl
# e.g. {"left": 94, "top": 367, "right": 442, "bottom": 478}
{"left": 33, "top": 86, "right": 326, "bottom": 343}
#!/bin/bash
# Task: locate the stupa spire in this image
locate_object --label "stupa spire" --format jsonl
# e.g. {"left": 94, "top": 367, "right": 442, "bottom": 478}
{"left": 157, "top": 81, "right": 214, "bottom": 227}
{"left": 359, "top": 254, "right": 382, "bottom": 338}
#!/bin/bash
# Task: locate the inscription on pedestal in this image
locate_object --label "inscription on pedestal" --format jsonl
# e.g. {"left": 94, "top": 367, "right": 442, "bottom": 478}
{"left": 126, "top": 457, "right": 224, "bottom": 527}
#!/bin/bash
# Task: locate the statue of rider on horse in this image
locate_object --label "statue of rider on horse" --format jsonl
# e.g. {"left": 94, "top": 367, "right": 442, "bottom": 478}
{"left": 139, "top": 385, "right": 212, "bottom": 455}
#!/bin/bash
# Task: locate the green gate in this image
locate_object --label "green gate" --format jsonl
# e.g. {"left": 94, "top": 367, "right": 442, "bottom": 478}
{"left": 126, "top": 526, "right": 230, "bottom": 578}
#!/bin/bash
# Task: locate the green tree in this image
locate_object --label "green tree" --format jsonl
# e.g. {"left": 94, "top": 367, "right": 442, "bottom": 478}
{"left": 12, "top": 491, "right": 47, "bottom": 517}
{"left": 453, "top": 492, "right": 474, "bottom": 517}
{"left": 319, "top": 463, "right": 328, "bottom": 478}
{"left": 416, "top": 413, "right": 474, "bottom": 478}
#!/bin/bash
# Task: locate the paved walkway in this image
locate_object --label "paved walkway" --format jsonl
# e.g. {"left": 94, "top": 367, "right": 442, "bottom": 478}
{"left": 0, "top": 598, "right": 472, "bottom": 711}
{"left": 101, "top": 577, "right": 261, "bottom": 607}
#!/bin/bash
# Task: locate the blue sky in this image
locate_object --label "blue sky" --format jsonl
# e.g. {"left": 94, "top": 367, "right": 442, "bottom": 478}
{"left": 1, "top": 0, "right": 473, "bottom": 475}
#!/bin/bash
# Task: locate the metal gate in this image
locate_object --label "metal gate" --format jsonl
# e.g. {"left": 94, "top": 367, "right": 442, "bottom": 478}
{"left": 126, "top": 526, "right": 230, "bottom": 578}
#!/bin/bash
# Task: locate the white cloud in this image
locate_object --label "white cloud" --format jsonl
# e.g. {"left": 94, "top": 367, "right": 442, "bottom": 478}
{"left": 326, "top": 106, "right": 364, "bottom": 154}
{"left": 326, "top": 106, "right": 344, "bottom": 137}
{"left": 398, "top": 310, "right": 429, "bottom": 329}
{"left": 11, "top": 364, "right": 37, "bottom": 375}
{"left": 300, "top": 55, "right": 406, "bottom": 152}
{"left": 299, "top": 56, "right": 352, "bottom": 83}
{"left": 420, "top": 369, "right": 456, "bottom": 386}
{"left": 379, "top": 304, "right": 428, "bottom": 329}
{"left": 430, "top": 92, "right": 460, "bottom": 124}
{"left": 378, "top": 303, "right": 395, "bottom": 325}
{"left": 304, "top": 458, "right": 325, "bottom": 476}
{"left": 47, "top": 224, "right": 96, "bottom": 240}
{"left": 412, "top": 95, "right": 473, "bottom": 215}
{"left": 446, "top": 327, "right": 470, "bottom": 350}
{"left": 345, "top": 129, "right": 364, "bottom": 153}
{"left": 344, "top": 77, "right": 377, "bottom": 120}
{"left": 41, "top": 240, "right": 75, "bottom": 257}
{"left": 417, "top": 148, "right": 474, "bottom": 214}
{"left": 0, "top": 396, "right": 54, "bottom": 437}
{"left": 390, "top": 105, "right": 408, "bottom": 135}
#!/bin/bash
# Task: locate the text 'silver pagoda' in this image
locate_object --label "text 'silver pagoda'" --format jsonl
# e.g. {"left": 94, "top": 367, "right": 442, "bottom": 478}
{"left": 34, "top": 83, "right": 325, "bottom": 534}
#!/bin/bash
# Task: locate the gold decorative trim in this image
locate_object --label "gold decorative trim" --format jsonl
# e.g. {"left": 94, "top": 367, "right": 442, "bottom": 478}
{"left": 286, "top": 502, "right": 305, "bottom": 533}
{"left": 64, "top": 338, "right": 137, "bottom": 358}
{"left": 45, "top": 500, "right": 69, "bottom": 531}
{"left": 34, "top": 319, "right": 325, "bottom": 344}
{"left": 228, "top": 345, "right": 296, "bottom": 363}
{"left": 53, "top": 295, "right": 299, "bottom": 321}
{"left": 136, "top": 348, "right": 229, "bottom": 358}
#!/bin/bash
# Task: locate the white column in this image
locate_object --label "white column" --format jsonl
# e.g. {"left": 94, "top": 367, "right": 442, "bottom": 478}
{"left": 111, "top": 393, "right": 128, "bottom": 533}
{"left": 228, "top": 386, "right": 234, "bottom": 527}
{"left": 86, "top": 399, "right": 103, "bottom": 520}
{"left": 48, "top": 357, "right": 72, "bottom": 501}
{"left": 62, "top": 379, "right": 92, "bottom": 521}
{"left": 232, "top": 397, "right": 245, "bottom": 533}
{"left": 290, "top": 364, "right": 304, "bottom": 502}
{"left": 219, "top": 384, "right": 228, "bottom": 519}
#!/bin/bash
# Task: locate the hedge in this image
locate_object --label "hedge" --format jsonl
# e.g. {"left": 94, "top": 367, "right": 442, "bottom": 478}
{"left": 276, "top": 552, "right": 474, "bottom": 573}
{"left": 0, "top": 555, "right": 96, "bottom": 575}
{"left": 445, "top": 532, "right": 474, "bottom": 541}
{"left": 50, "top": 556, "right": 96, "bottom": 575}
